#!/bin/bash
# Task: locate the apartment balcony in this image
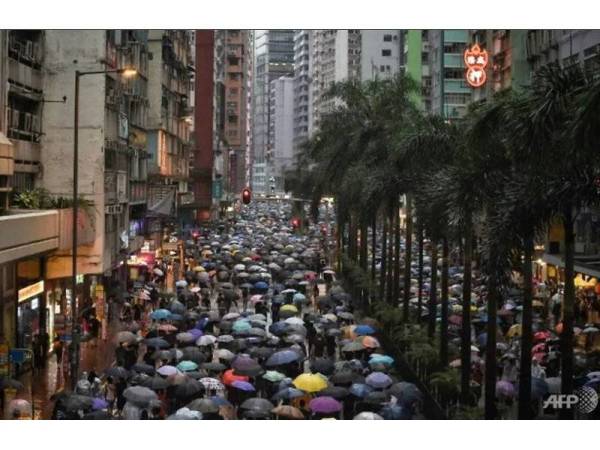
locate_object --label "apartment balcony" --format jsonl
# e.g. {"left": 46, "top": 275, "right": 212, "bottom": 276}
{"left": 0, "top": 210, "right": 59, "bottom": 265}
{"left": 444, "top": 54, "right": 464, "bottom": 69}
{"left": 12, "top": 140, "right": 41, "bottom": 168}
{"left": 8, "top": 58, "right": 43, "bottom": 92}
{"left": 0, "top": 135, "right": 14, "bottom": 177}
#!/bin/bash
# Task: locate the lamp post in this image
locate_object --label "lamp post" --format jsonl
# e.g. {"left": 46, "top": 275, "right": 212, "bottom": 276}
{"left": 70, "top": 67, "right": 137, "bottom": 389}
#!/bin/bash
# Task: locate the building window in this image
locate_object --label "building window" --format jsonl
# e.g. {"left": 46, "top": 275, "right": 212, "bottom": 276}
{"left": 383, "top": 34, "right": 392, "bottom": 42}
{"left": 382, "top": 49, "right": 391, "bottom": 57}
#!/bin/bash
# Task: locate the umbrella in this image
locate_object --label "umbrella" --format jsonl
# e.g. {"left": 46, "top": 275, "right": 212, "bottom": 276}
{"left": 272, "top": 405, "right": 304, "bottom": 419}
{"left": 272, "top": 387, "right": 305, "bottom": 402}
{"left": 92, "top": 398, "right": 109, "bottom": 411}
{"left": 169, "top": 301, "right": 186, "bottom": 315}
{"left": 240, "top": 397, "right": 275, "bottom": 413}
{"left": 153, "top": 268, "right": 164, "bottom": 276}
{"left": 365, "top": 372, "right": 393, "bottom": 389}
{"left": 157, "top": 365, "right": 179, "bottom": 377}
{"left": 342, "top": 341, "right": 365, "bottom": 353}
{"left": 232, "top": 320, "right": 252, "bottom": 333}
{"left": 177, "top": 360, "right": 199, "bottom": 372}
{"left": 330, "top": 371, "right": 363, "bottom": 386}
{"left": 280, "top": 304, "right": 299, "bottom": 314}
{"left": 217, "top": 335, "right": 234, "bottom": 343}
{"left": 123, "top": 386, "right": 158, "bottom": 407}
{"left": 266, "top": 350, "right": 302, "bottom": 367}
{"left": 354, "top": 412, "right": 384, "bottom": 420}
{"left": 358, "top": 336, "right": 380, "bottom": 349}
{"left": 84, "top": 410, "right": 113, "bottom": 420}
{"left": 380, "top": 405, "right": 413, "bottom": 420}
{"left": 213, "top": 349, "right": 235, "bottom": 361}
{"left": 223, "top": 369, "right": 249, "bottom": 386}
{"left": 293, "top": 293, "right": 308, "bottom": 304}
{"left": 388, "top": 382, "right": 422, "bottom": 406}
{"left": 150, "top": 309, "right": 171, "bottom": 320}
{"left": 141, "top": 376, "right": 169, "bottom": 391}
{"left": 131, "top": 363, "right": 155, "bottom": 376}
{"left": 293, "top": 373, "right": 327, "bottom": 393}
{"left": 310, "top": 358, "right": 335, "bottom": 376}
{"left": 167, "top": 407, "right": 202, "bottom": 420}
{"left": 174, "top": 378, "right": 205, "bottom": 400}
{"left": 349, "top": 383, "right": 373, "bottom": 398}
{"left": 318, "top": 386, "right": 349, "bottom": 400}
{"left": 196, "top": 335, "right": 217, "bottom": 347}
{"left": 369, "top": 354, "right": 394, "bottom": 367}
{"left": 187, "top": 398, "right": 219, "bottom": 414}
{"left": 176, "top": 280, "right": 188, "bottom": 288}
{"left": 116, "top": 331, "right": 137, "bottom": 344}
{"left": 232, "top": 356, "right": 264, "bottom": 377}
{"left": 284, "top": 317, "right": 305, "bottom": 326}
{"left": 104, "top": 366, "right": 130, "bottom": 380}
{"left": 223, "top": 312, "right": 241, "bottom": 321}
{"left": 309, "top": 396, "right": 342, "bottom": 414}
{"left": 181, "top": 347, "right": 206, "bottom": 364}
{"left": 496, "top": 380, "right": 516, "bottom": 397}
{"left": 199, "top": 377, "right": 225, "bottom": 392}
{"left": 232, "top": 380, "right": 256, "bottom": 392}
{"left": 0, "top": 378, "right": 24, "bottom": 391}
{"left": 176, "top": 332, "right": 195, "bottom": 344}
{"left": 354, "top": 325, "right": 376, "bottom": 336}
{"left": 263, "top": 370, "right": 286, "bottom": 383}
{"left": 63, "top": 394, "right": 94, "bottom": 412}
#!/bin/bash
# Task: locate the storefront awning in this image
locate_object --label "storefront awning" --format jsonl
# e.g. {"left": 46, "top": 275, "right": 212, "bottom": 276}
{"left": 147, "top": 190, "right": 175, "bottom": 217}
{"left": 542, "top": 253, "right": 600, "bottom": 279}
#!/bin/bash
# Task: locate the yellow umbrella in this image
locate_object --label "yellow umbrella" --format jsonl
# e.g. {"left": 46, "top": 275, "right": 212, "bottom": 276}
{"left": 507, "top": 324, "right": 522, "bottom": 338}
{"left": 292, "top": 373, "right": 327, "bottom": 393}
{"left": 532, "top": 300, "right": 544, "bottom": 308}
{"left": 193, "top": 266, "right": 206, "bottom": 272}
{"left": 280, "top": 304, "right": 298, "bottom": 313}
{"left": 341, "top": 325, "right": 357, "bottom": 340}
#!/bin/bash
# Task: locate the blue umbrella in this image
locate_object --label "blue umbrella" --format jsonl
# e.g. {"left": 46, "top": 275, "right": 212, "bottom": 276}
{"left": 272, "top": 387, "right": 305, "bottom": 402}
{"left": 255, "top": 281, "right": 269, "bottom": 290}
{"left": 368, "top": 355, "right": 394, "bottom": 367}
{"left": 232, "top": 380, "right": 256, "bottom": 392}
{"left": 349, "top": 383, "right": 373, "bottom": 398}
{"left": 293, "top": 293, "right": 307, "bottom": 304}
{"left": 177, "top": 360, "right": 199, "bottom": 372}
{"left": 269, "top": 322, "right": 288, "bottom": 336}
{"left": 266, "top": 350, "right": 301, "bottom": 367}
{"left": 169, "top": 313, "right": 184, "bottom": 322}
{"left": 209, "top": 396, "right": 232, "bottom": 407}
{"left": 355, "top": 325, "right": 376, "bottom": 336}
{"left": 365, "top": 372, "right": 393, "bottom": 389}
{"left": 388, "top": 382, "right": 422, "bottom": 406}
{"left": 232, "top": 320, "right": 252, "bottom": 333}
{"left": 380, "top": 405, "right": 413, "bottom": 420}
{"left": 151, "top": 309, "right": 171, "bottom": 320}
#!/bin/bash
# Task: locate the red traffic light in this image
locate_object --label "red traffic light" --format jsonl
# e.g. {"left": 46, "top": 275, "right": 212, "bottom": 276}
{"left": 241, "top": 188, "right": 252, "bottom": 205}
{"left": 291, "top": 217, "right": 300, "bottom": 228}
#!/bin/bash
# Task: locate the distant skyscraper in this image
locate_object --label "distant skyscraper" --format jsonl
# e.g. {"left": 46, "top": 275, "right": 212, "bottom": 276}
{"left": 251, "top": 30, "right": 294, "bottom": 193}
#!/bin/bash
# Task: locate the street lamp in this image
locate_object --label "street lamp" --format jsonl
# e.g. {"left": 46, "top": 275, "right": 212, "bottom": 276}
{"left": 70, "top": 66, "right": 137, "bottom": 389}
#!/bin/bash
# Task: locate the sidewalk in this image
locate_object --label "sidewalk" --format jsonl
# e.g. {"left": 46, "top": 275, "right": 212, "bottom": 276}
{"left": 16, "top": 314, "right": 122, "bottom": 419}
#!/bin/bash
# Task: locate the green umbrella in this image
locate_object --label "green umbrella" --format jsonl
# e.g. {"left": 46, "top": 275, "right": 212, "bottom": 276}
{"left": 263, "top": 370, "right": 286, "bottom": 383}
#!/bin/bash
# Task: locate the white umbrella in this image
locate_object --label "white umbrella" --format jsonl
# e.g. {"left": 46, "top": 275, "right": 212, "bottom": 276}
{"left": 153, "top": 268, "right": 164, "bottom": 276}
{"left": 190, "top": 287, "right": 201, "bottom": 293}
{"left": 176, "top": 280, "right": 188, "bottom": 288}
{"left": 234, "top": 264, "right": 246, "bottom": 272}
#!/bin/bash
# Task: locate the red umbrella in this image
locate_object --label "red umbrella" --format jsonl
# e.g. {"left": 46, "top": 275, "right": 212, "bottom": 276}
{"left": 534, "top": 330, "right": 551, "bottom": 342}
{"left": 532, "top": 343, "right": 547, "bottom": 354}
{"left": 222, "top": 369, "right": 249, "bottom": 386}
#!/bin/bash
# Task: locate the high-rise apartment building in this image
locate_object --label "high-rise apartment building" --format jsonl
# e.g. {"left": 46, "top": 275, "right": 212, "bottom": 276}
{"left": 403, "top": 30, "right": 432, "bottom": 112}
{"left": 268, "top": 76, "right": 294, "bottom": 192}
{"left": 360, "top": 30, "right": 403, "bottom": 81}
{"left": 146, "top": 30, "right": 193, "bottom": 225}
{"left": 251, "top": 30, "right": 294, "bottom": 193}
{"left": 429, "top": 30, "right": 472, "bottom": 118}
{"left": 292, "top": 30, "right": 312, "bottom": 154}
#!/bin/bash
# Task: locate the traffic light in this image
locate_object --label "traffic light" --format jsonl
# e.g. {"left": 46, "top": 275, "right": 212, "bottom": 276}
{"left": 291, "top": 217, "right": 300, "bottom": 229}
{"left": 241, "top": 188, "right": 252, "bottom": 205}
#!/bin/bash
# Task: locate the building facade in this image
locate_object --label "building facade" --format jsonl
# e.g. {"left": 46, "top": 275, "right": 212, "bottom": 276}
{"left": 250, "top": 30, "right": 294, "bottom": 193}
{"left": 292, "top": 30, "right": 312, "bottom": 156}
{"left": 268, "top": 76, "right": 294, "bottom": 192}
{"left": 360, "top": 30, "right": 403, "bottom": 81}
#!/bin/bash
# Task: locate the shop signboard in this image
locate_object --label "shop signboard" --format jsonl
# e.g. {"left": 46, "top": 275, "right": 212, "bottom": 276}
{"left": 0, "top": 340, "right": 9, "bottom": 376}
{"left": 18, "top": 281, "right": 44, "bottom": 303}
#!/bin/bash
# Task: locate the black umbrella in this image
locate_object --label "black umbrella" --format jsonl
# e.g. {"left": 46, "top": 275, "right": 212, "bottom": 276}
{"left": 249, "top": 347, "right": 275, "bottom": 360}
{"left": 317, "top": 386, "right": 350, "bottom": 400}
{"left": 330, "top": 371, "right": 364, "bottom": 386}
{"left": 182, "top": 347, "right": 207, "bottom": 364}
{"left": 186, "top": 370, "right": 208, "bottom": 380}
{"left": 144, "top": 337, "right": 170, "bottom": 349}
{"left": 365, "top": 390, "right": 390, "bottom": 405}
{"left": 174, "top": 378, "right": 205, "bottom": 400}
{"left": 141, "top": 376, "right": 169, "bottom": 391}
{"left": 310, "top": 358, "right": 335, "bottom": 376}
{"left": 201, "top": 362, "right": 227, "bottom": 373}
{"left": 232, "top": 356, "right": 264, "bottom": 377}
{"left": 131, "top": 363, "right": 156, "bottom": 376}
{"left": 83, "top": 410, "right": 113, "bottom": 420}
{"left": 105, "top": 366, "right": 130, "bottom": 379}
{"left": 63, "top": 394, "right": 94, "bottom": 412}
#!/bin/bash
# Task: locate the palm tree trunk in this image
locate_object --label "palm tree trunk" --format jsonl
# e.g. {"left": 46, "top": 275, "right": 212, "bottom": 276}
{"left": 359, "top": 218, "right": 369, "bottom": 310}
{"left": 417, "top": 223, "right": 424, "bottom": 322}
{"left": 371, "top": 215, "right": 377, "bottom": 305}
{"left": 428, "top": 240, "right": 438, "bottom": 338}
{"left": 337, "top": 221, "right": 344, "bottom": 273}
{"left": 393, "top": 198, "right": 401, "bottom": 308}
{"left": 484, "top": 246, "right": 499, "bottom": 420}
{"left": 386, "top": 205, "right": 394, "bottom": 305}
{"left": 379, "top": 210, "right": 388, "bottom": 303}
{"left": 518, "top": 233, "right": 534, "bottom": 419}
{"left": 440, "top": 236, "right": 449, "bottom": 367}
{"left": 560, "top": 207, "right": 575, "bottom": 420}
{"left": 460, "top": 214, "right": 473, "bottom": 406}
{"left": 403, "top": 194, "right": 413, "bottom": 321}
